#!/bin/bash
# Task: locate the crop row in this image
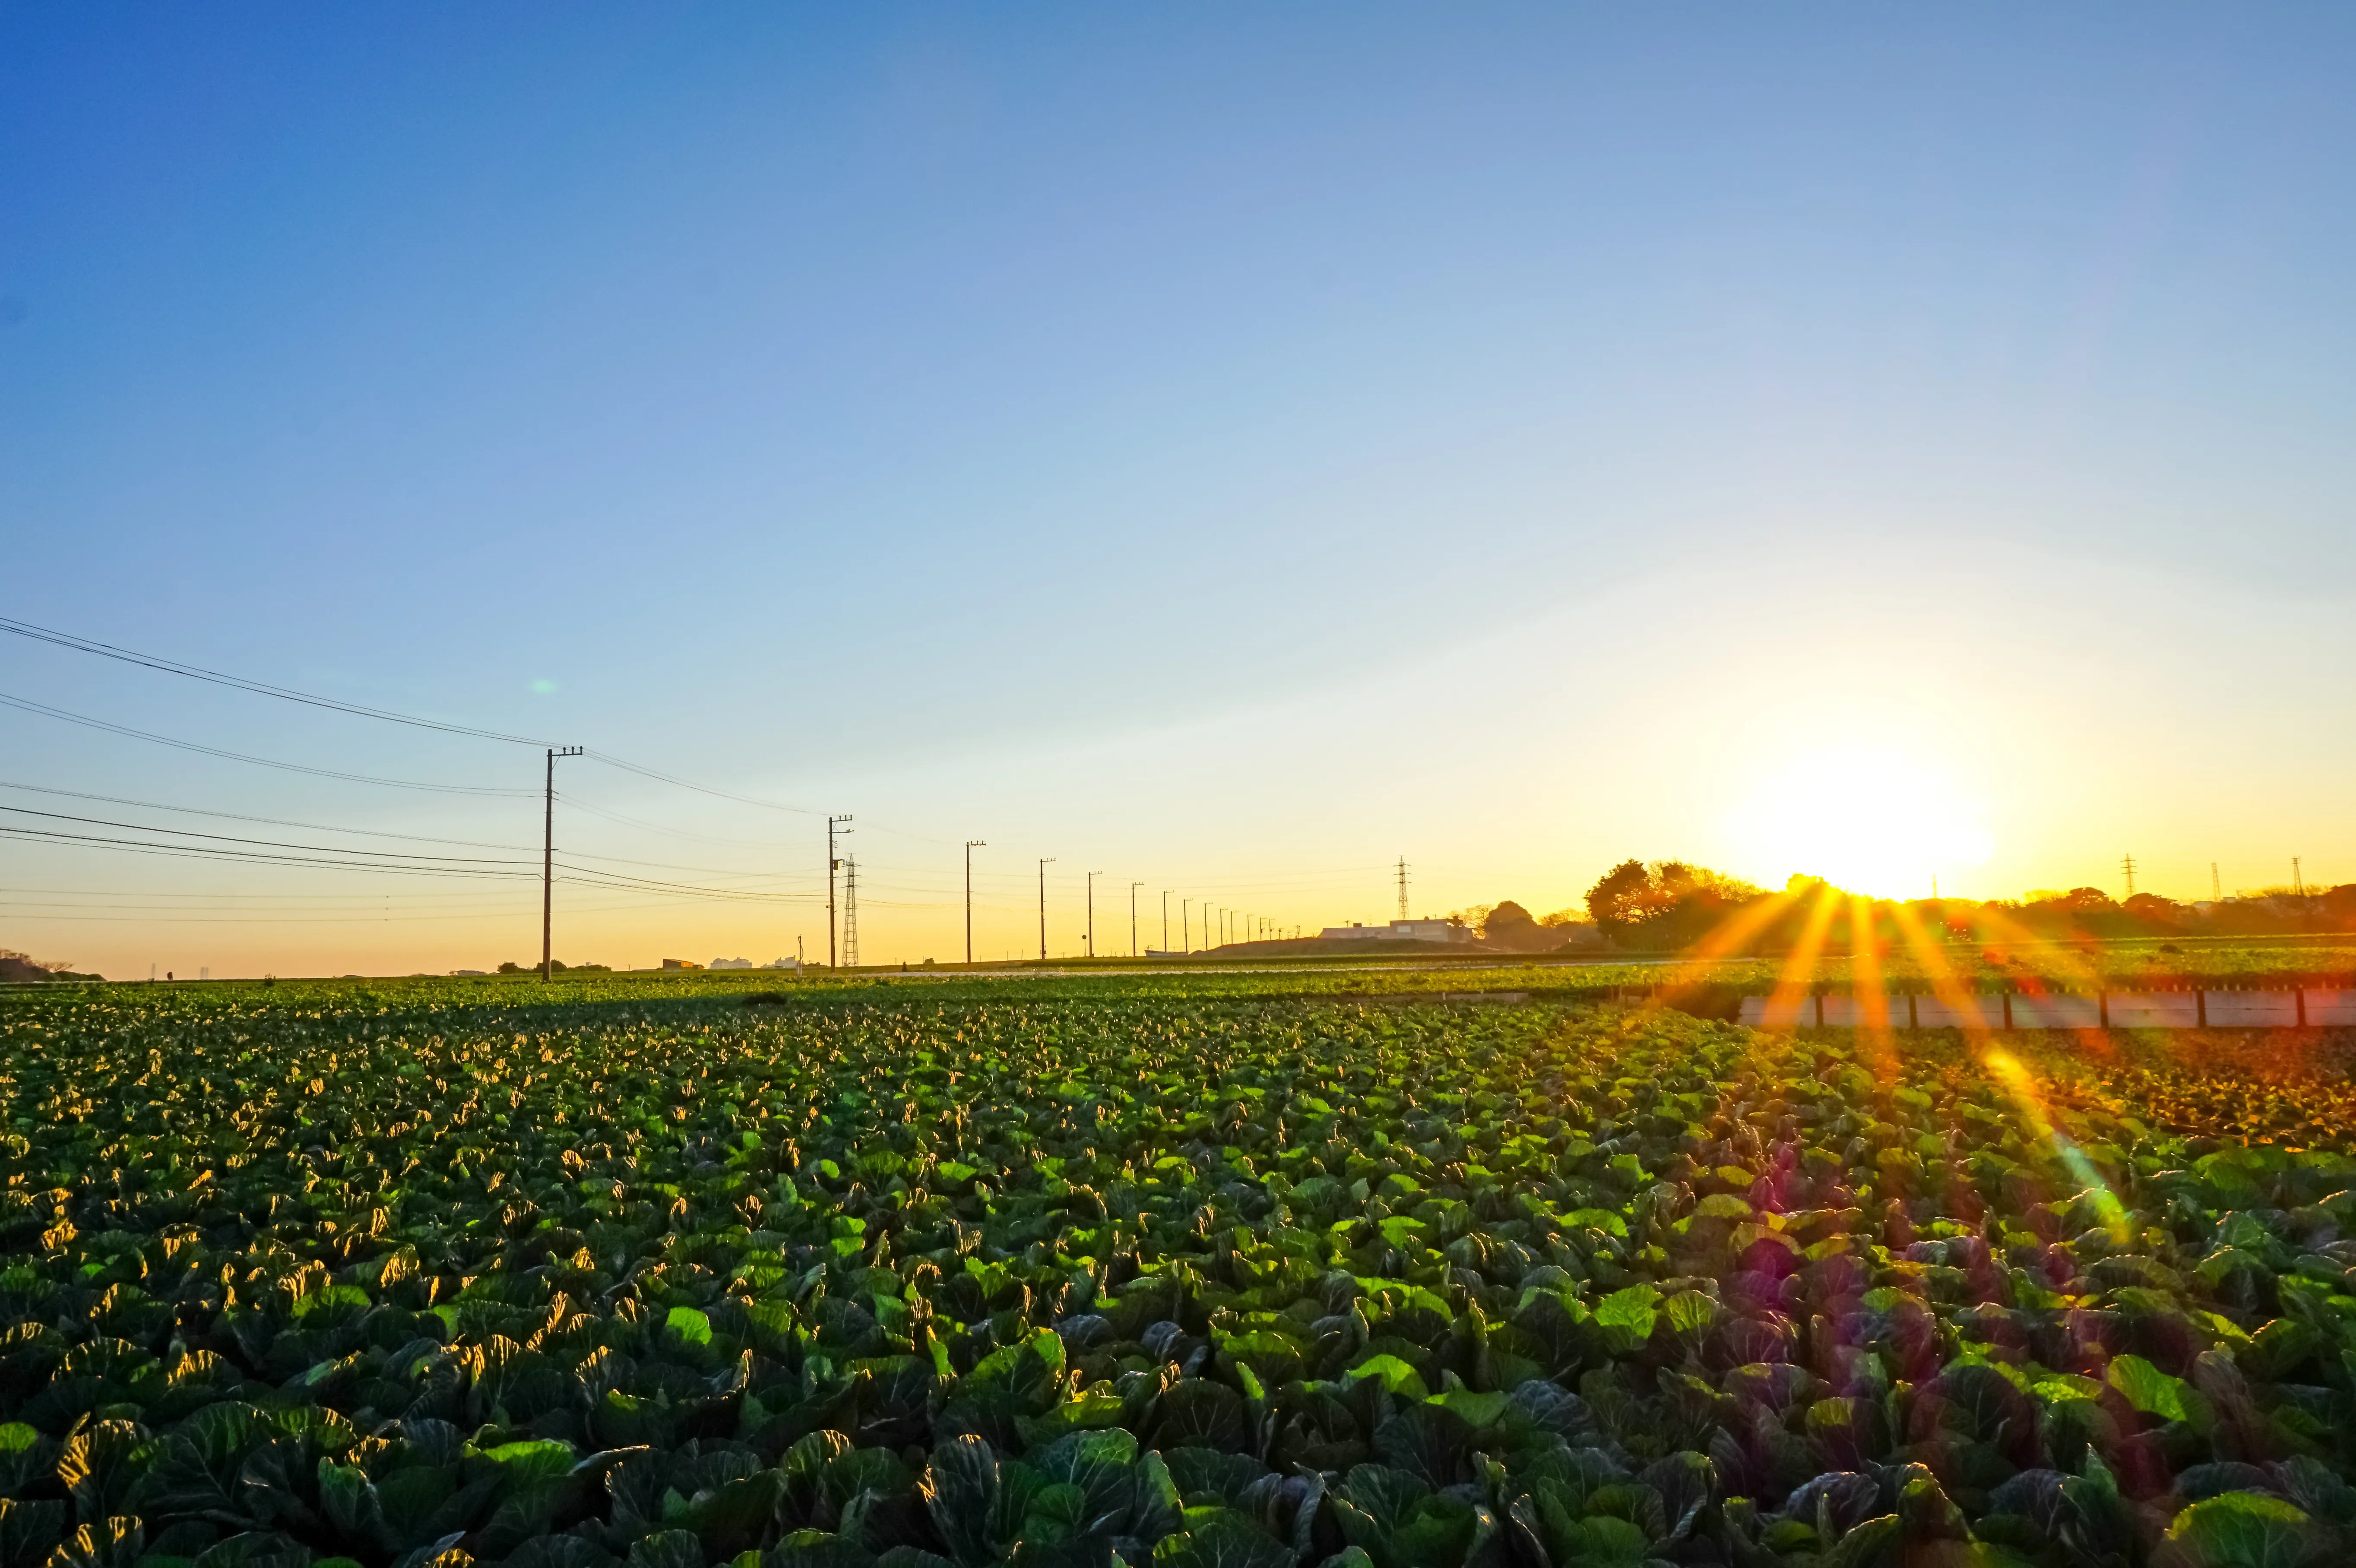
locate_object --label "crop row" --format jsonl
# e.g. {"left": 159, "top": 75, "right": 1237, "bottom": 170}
{"left": 0, "top": 989, "right": 2352, "bottom": 1568}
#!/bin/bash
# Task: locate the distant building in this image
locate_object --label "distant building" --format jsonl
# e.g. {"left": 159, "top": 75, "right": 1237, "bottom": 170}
{"left": 709, "top": 957, "right": 753, "bottom": 970}
{"left": 449, "top": 969, "right": 487, "bottom": 976}
{"left": 661, "top": 958, "right": 704, "bottom": 971}
{"left": 1317, "top": 918, "right": 1470, "bottom": 943}
{"left": 763, "top": 957, "right": 802, "bottom": 971}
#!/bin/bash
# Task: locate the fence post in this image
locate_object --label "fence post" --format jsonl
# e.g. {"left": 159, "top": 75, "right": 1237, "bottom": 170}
{"left": 2098, "top": 990, "right": 2108, "bottom": 1029}
{"left": 2296, "top": 987, "right": 2307, "bottom": 1027}
{"left": 1907, "top": 991, "right": 1919, "bottom": 1032}
{"left": 2001, "top": 988, "right": 2013, "bottom": 1032}
{"left": 2195, "top": 988, "right": 2207, "bottom": 1028}
{"left": 1812, "top": 988, "right": 1824, "bottom": 1028}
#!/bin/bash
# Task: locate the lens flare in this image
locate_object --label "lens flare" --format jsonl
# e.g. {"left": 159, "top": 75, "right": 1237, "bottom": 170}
{"left": 1980, "top": 1046, "right": 2129, "bottom": 1245}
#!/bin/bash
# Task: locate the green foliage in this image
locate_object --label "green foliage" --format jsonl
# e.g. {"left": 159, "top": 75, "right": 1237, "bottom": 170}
{"left": 0, "top": 980, "right": 2353, "bottom": 1568}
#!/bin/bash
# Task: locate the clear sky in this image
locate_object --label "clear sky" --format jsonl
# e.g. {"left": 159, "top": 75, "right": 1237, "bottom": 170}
{"left": 4, "top": 5, "right": 2354, "bottom": 976}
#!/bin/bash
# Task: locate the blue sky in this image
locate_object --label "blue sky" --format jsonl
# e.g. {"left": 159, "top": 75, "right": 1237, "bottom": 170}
{"left": 4, "top": 6, "right": 2354, "bottom": 973}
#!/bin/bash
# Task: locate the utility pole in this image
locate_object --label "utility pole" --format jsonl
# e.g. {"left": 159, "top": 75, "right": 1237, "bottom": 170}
{"left": 1038, "top": 857, "right": 1056, "bottom": 961}
{"left": 2121, "top": 853, "right": 2137, "bottom": 900}
{"left": 1130, "top": 882, "right": 1143, "bottom": 957}
{"left": 2212, "top": 863, "right": 2223, "bottom": 901}
{"left": 1183, "top": 898, "right": 1192, "bottom": 953}
{"left": 541, "top": 745, "right": 583, "bottom": 980}
{"left": 827, "top": 816, "right": 853, "bottom": 968}
{"left": 2294, "top": 857, "right": 2305, "bottom": 898}
{"left": 1396, "top": 857, "right": 1410, "bottom": 920}
{"left": 964, "top": 841, "right": 986, "bottom": 965}
{"left": 1086, "top": 871, "right": 1100, "bottom": 958}
{"left": 1161, "top": 890, "right": 1169, "bottom": 954}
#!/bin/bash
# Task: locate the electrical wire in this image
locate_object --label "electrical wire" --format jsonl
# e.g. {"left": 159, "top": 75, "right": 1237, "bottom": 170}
{"left": 0, "top": 776, "right": 814, "bottom": 883}
{"left": 0, "top": 805, "right": 536, "bottom": 865}
{"left": 0, "top": 616, "right": 554, "bottom": 746}
{"left": 553, "top": 864, "right": 819, "bottom": 904}
{"left": 554, "top": 792, "right": 800, "bottom": 848}
{"left": 1, "top": 822, "right": 822, "bottom": 909}
{"left": 0, "top": 614, "right": 1428, "bottom": 940}
{"left": 2, "top": 615, "right": 1011, "bottom": 851}
{"left": 0, "top": 614, "right": 839, "bottom": 825}
{"left": 582, "top": 752, "right": 821, "bottom": 818}
{"left": 0, "top": 825, "right": 537, "bottom": 878}
{"left": 0, "top": 692, "right": 535, "bottom": 797}
{"left": 0, "top": 778, "right": 534, "bottom": 852}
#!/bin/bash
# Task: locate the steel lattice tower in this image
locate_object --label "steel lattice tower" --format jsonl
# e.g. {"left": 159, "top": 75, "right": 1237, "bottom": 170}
{"left": 842, "top": 854, "right": 860, "bottom": 968}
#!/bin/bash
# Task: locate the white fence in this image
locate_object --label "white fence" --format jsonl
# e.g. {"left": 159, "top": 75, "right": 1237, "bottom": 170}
{"left": 1736, "top": 986, "right": 2356, "bottom": 1031}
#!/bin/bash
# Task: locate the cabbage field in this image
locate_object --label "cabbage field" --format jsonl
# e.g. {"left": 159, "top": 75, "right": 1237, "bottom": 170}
{"left": 2, "top": 979, "right": 2354, "bottom": 1568}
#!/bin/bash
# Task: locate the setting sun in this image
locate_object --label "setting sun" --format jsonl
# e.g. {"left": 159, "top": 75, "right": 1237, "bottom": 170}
{"left": 1727, "top": 746, "right": 1993, "bottom": 898}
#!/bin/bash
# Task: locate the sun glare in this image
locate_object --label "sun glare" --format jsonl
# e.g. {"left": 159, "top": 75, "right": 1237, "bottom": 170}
{"left": 1728, "top": 747, "right": 1992, "bottom": 898}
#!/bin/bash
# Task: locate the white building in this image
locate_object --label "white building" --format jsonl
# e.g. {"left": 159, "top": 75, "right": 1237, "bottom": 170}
{"left": 709, "top": 957, "right": 754, "bottom": 970}
{"left": 1317, "top": 918, "right": 1469, "bottom": 943}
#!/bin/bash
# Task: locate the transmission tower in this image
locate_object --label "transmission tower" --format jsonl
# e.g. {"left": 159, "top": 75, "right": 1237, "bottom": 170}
{"left": 842, "top": 854, "right": 860, "bottom": 968}
{"left": 1396, "top": 857, "right": 1410, "bottom": 920}
{"left": 2120, "top": 853, "right": 2136, "bottom": 900}
{"left": 2212, "top": 863, "right": 2222, "bottom": 901}
{"left": 827, "top": 815, "right": 852, "bottom": 967}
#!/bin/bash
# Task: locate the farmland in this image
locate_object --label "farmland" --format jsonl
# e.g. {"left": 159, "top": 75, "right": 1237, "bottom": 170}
{"left": 2, "top": 976, "right": 2354, "bottom": 1568}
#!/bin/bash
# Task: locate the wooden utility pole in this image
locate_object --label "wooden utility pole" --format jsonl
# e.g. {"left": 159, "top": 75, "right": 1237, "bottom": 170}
{"left": 965, "top": 841, "right": 986, "bottom": 965}
{"left": 542, "top": 746, "right": 583, "bottom": 980}
{"left": 1038, "top": 857, "right": 1056, "bottom": 960}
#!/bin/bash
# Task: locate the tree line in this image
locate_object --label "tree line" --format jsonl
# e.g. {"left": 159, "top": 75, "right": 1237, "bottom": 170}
{"left": 1574, "top": 858, "right": 2356, "bottom": 952}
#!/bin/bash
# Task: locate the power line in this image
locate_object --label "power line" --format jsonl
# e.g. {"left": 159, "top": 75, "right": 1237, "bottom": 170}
{"left": 0, "top": 691, "right": 533, "bottom": 796}
{"left": 0, "top": 614, "right": 944, "bottom": 841}
{"left": 585, "top": 751, "right": 825, "bottom": 819}
{"left": 1, "top": 827, "right": 823, "bottom": 911}
{"left": 0, "top": 615, "right": 555, "bottom": 746}
{"left": 0, "top": 825, "right": 536, "bottom": 879}
{"left": 0, "top": 778, "right": 531, "bottom": 852}
{"left": 0, "top": 804, "right": 536, "bottom": 865}
{"left": 552, "top": 864, "right": 818, "bottom": 902}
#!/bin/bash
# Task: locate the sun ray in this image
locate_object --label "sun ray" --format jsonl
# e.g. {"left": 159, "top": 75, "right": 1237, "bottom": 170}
{"left": 1888, "top": 903, "right": 2128, "bottom": 1244}
{"left": 1757, "top": 881, "right": 1840, "bottom": 1031}
{"left": 1960, "top": 903, "right": 2106, "bottom": 991}
{"left": 1954, "top": 902, "right": 2122, "bottom": 1060}
{"left": 1846, "top": 893, "right": 1899, "bottom": 1081}
{"left": 1624, "top": 886, "right": 1803, "bottom": 1028}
